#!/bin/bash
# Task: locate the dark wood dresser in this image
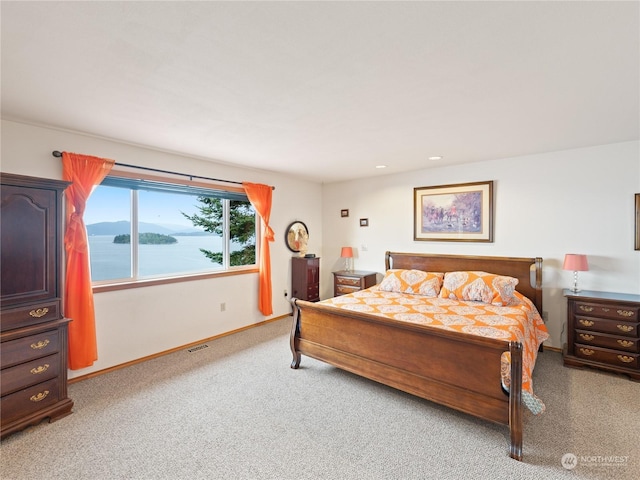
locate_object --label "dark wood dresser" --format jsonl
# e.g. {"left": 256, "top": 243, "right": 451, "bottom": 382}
{"left": 291, "top": 256, "right": 320, "bottom": 302}
{"left": 1, "top": 173, "right": 74, "bottom": 438}
{"left": 563, "top": 289, "right": 639, "bottom": 381}
{"left": 333, "top": 270, "right": 377, "bottom": 296}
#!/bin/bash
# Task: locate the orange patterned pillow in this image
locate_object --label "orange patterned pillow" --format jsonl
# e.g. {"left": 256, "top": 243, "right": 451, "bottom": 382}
{"left": 439, "top": 271, "right": 519, "bottom": 306}
{"left": 378, "top": 269, "right": 444, "bottom": 297}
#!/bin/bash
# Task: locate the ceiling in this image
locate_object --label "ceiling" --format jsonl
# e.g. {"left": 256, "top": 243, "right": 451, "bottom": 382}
{"left": 2, "top": 1, "right": 638, "bottom": 183}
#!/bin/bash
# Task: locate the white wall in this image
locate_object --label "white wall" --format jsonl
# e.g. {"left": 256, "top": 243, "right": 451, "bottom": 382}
{"left": 1, "top": 120, "right": 323, "bottom": 379}
{"left": 321, "top": 141, "right": 640, "bottom": 349}
{"left": 2, "top": 119, "right": 638, "bottom": 369}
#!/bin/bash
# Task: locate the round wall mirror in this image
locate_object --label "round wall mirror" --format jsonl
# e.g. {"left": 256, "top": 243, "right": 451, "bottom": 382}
{"left": 285, "top": 221, "right": 309, "bottom": 253}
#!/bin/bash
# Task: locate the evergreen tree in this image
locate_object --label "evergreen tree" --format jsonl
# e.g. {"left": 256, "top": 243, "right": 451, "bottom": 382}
{"left": 182, "top": 198, "right": 255, "bottom": 266}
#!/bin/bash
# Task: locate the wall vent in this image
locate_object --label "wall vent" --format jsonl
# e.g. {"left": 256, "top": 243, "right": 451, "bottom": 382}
{"left": 187, "top": 344, "right": 209, "bottom": 353}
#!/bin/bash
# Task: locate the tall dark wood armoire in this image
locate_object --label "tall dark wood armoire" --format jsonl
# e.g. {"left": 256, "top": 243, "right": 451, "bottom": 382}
{"left": 1, "top": 173, "right": 74, "bottom": 438}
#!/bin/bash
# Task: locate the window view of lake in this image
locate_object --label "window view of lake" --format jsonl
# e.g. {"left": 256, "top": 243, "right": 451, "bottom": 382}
{"left": 88, "top": 234, "right": 224, "bottom": 281}
{"left": 85, "top": 187, "right": 256, "bottom": 282}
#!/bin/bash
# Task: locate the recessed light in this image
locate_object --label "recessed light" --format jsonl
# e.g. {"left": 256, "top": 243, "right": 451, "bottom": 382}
{"left": 375, "top": 165, "right": 387, "bottom": 169}
{"left": 428, "top": 156, "right": 443, "bottom": 161}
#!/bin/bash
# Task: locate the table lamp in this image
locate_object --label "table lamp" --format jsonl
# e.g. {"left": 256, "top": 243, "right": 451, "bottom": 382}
{"left": 340, "top": 247, "right": 353, "bottom": 272}
{"left": 563, "top": 254, "right": 589, "bottom": 292}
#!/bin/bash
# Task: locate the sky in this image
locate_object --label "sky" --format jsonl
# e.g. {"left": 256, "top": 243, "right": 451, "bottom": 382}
{"left": 85, "top": 186, "right": 203, "bottom": 227}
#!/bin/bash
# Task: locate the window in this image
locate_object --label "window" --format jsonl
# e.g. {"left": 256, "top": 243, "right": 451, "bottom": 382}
{"left": 85, "top": 174, "right": 257, "bottom": 286}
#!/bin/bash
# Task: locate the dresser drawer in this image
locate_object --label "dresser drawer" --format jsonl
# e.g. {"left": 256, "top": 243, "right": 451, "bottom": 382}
{"left": 574, "top": 344, "right": 639, "bottom": 369}
{"left": 574, "top": 301, "right": 639, "bottom": 322}
{"left": 336, "top": 284, "right": 360, "bottom": 295}
{"left": 307, "top": 284, "right": 319, "bottom": 301}
{"left": 0, "top": 300, "right": 61, "bottom": 331}
{"left": 335, "top": 275, "right": 361, "bottom": 287}
{"left": 333, "top": 271, "right": 377, "bottom": 297}
{"left": 1, "top": 353, "right": 60, "bottom": 396}
{"left": 574, "top": 315, "right": 637, "bottom": 337}
{"left": 575, "top": 330, "right": 639, "bottom": 353}
{"left": 0, "top": 378, "right": 61, "bottom": 425}
{"left": 1, "top": 329, "right": 60, "bottom": 369}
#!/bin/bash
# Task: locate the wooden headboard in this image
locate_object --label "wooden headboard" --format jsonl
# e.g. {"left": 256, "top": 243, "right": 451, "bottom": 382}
{"left": 385, "top": 251, "right": 543, "bottom": 314}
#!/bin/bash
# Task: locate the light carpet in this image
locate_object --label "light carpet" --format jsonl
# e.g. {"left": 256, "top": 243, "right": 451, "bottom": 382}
{"left": 1, "top": 318, "right": 638, "bottom": 480}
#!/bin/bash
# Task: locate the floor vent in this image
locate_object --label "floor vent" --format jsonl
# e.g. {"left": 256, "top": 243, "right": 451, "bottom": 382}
{"left": 187, "top": 344, "right": 209, "bottom": 353}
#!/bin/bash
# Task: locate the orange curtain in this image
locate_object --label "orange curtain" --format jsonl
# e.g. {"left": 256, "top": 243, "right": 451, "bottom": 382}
{"left": 243, "top": 182, "right": 274, "bottom": 316}
{"left": 62, "top": 152, "right": 114, "bottom": 369}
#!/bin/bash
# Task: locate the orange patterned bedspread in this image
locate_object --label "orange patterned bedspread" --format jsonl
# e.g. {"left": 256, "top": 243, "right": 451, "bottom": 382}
{"left": 320, "top": 287, "right": 550, "bottom": 414}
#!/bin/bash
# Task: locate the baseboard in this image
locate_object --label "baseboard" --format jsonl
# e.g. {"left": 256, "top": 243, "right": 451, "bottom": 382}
{"left": 543, "top": 345, "right": 562, "bottom": 353}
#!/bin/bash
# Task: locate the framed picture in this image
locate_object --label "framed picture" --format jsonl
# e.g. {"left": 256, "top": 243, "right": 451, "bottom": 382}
{"left": 285, "top": 221, "right": 309, "bottom": 253}
{"left": 414, "top": 181, "right": 494, "bottom": 242}
{"left": 341, "top": 209, "right": 349, "bottom": 217}
{"left": 360, "top": 218, "right": 369, "bottom": 227}
{"left": 636, "top": 193, "right": 640, "bottom": 250}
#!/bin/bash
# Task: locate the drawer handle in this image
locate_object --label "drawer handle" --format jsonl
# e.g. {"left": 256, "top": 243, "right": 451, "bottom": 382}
{"left": 29, "top": 307, "right": 49, "bottom": 318}
{"left": 602, "top": 308, "right": 610, "bottom": 312}
{"left": 579, "top": 306, "right": 594, "bottom": 312}
{"left": 30, "top": 390, "right": 50, "bottom": 402}
{"left": 30, "top": 339, "right": 50, "bottom": 350}
{"left": 617, "top": 310, "right": 634, "bottom": 318}
{"left": 617, "top": 355, "right": 634, "bottom": 364}
{"left": 617, "top": 340, "right": 634, "bottom": 348}
{"left": 617, "top": 325, "right": 634, "bottom": 333}
{"left": 579, "top": 319, "right": 594, "bottom": 327}
{"left": 30, "top": 364, "right": 50, "bottom": 375}
{"left": 579, "top": 348, "right": 595, "bottom": 356}
{"left": 579, "top": 334, "right": 595, "bottom": 341}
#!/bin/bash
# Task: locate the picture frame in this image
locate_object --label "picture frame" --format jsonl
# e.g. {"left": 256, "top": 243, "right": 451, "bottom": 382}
{"left": 341, "top": 209, "right": 349, "bottom": 217}
{"left": 360, "top": 218, "right": 369, "bottom": 227}
{"left": 285, "top": 221, "right": 309, "bottom": 253}
{"left": 635, "top": 193, "right": 640, "bottom": 250}
{"left": 414, "top": 180, "right": 494, "bottom": 242}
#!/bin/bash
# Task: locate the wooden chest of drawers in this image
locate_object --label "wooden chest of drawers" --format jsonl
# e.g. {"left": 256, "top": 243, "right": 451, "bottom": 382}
{"left": 563, "top": 289, "right": 640, "bottom": 380}
{"left": 291, "top": 257, "right": 320, "bottom": 302}
{"left": 333, "top": 270, "right": 377, "bottom": 296}
{"left": 1, "top": 173, "right": 73, "bottom": 438}
{"left": 1, "top": 321, "right": 71, "bottom": 429}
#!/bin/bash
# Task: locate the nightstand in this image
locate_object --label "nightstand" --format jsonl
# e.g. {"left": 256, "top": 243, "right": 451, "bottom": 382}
{"left": 563, "top": 289, "right": 640, "bottom": 381}
{"left": 333, "top": 270, "right": 377, "bottom": 296}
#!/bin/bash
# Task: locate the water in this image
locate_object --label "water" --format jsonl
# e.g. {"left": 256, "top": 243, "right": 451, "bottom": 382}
{"left": 88, "top": 235, "right": 225, "bottom": 281}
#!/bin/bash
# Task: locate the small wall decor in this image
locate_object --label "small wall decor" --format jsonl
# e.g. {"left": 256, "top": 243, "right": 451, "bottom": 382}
{"left": 635, "top": 194, "right": 640, "bottom": 250}
{"left": 285, "top": 221, "right": 309, "bottom": 255}
{"left": 414, "top": 180, "right": 494, "bottom": 242}
{"left": 360, "top": 218, "right": 369, "bottom": 227}
{"left": 341, "top": 209, "right": 349, "bottom": 217}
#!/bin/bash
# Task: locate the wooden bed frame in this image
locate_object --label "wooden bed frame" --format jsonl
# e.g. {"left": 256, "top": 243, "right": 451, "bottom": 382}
{"left": 290, "top": 252, "right": 543, "bottom": 461}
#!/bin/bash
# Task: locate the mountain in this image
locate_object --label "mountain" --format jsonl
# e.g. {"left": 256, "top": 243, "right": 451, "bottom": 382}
{"left": 86, "top": 221, "right": 203, "bottom": 236}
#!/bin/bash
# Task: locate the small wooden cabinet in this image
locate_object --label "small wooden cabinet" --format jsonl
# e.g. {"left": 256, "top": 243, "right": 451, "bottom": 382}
{"left": 291, "top": 257, "right": 320, "bottom": 302}
{"left": 1, "top": 173, "right": 74, "bottom": 438}
{"left": 563, "top": 289, "right": 640, "bottom": 381}
{"left": 333, "top": 270, "right": 377, "bottom": 296}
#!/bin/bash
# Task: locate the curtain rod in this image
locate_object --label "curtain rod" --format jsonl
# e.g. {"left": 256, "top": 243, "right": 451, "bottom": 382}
{"left": 51, "top": 150, "right": 274, "bottom": 189}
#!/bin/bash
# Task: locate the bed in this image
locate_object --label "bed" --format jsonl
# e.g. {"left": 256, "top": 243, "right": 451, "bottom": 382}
{"left": 289, "top": 252, "right": 548, "bottom": 461}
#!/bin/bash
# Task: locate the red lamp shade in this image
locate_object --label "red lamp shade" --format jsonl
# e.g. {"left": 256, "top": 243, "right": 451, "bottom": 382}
{"left": 563, "top": 254, "right": 589, "bottom": 271}
{"left": 340, "top": 246, "right": 354, "bottom": 272}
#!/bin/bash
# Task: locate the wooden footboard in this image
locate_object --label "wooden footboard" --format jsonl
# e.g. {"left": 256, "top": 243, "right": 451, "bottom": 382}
{"left": 290, "top": 299, "right": 524, "bottom": 460}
